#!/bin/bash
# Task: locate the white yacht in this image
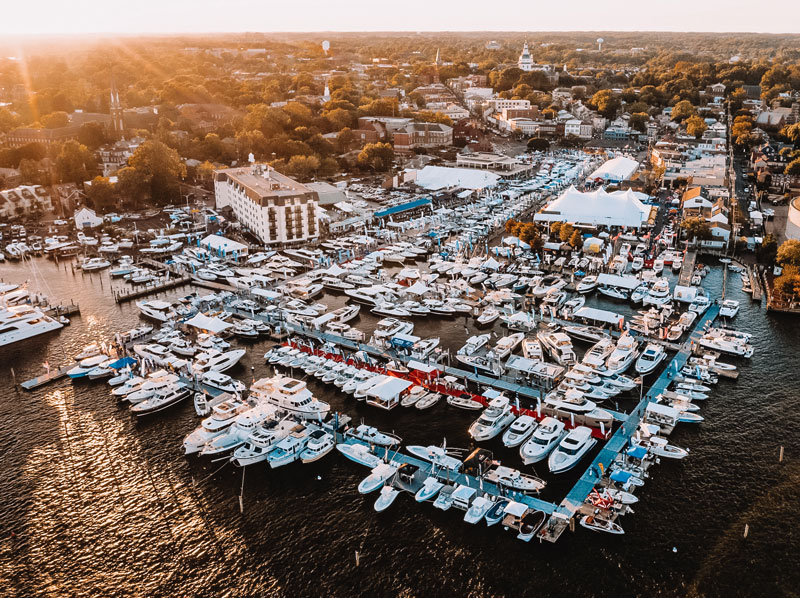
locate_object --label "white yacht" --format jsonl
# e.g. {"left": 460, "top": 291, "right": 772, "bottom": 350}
{"left": 719, "top": 299, "right": 740, "bottom": 318}
{"left": 468, "top": 396, "right": 516, "bottom": 442}
{"left": 201, "top": 370, "right": 246, "bottom": 394}
{"left": 130, "top": 383, "right": 191, "bottom": 416}
{"left": 635, "top": 343, "right": 667, "bottom": 375}
{"left": 231, "top": 418, "right": 298, "bottom": 466}
{"left": 373, "top": 318, "right": 414, "bottom": 339}
{"left": 0, "top": 305, "right": 63, "bottom": 347}
{"left": 266, "top": 424, "right": 317, "bottom": 468}
{"left": 605, "top": 334, "right": 638, "bottom": 375}
{"left": 494, "top": 333, "right": 524, "bottom": 359}
{"left": 502, "top": 415, "right": 538, "bottom": 448}
{"left": 250, "top": 375, "right": 331, "bottom": 419}
{"left": 538, "top": 331, "right": 576, "bottom": 366}
{"left": 193, "top": 349, "right": 246, "bottom": 373}
{"left": 345, "top": 424, "right": 401, "bottom": 447}
{"left": 136, "top": 300, "right": 177, "bottom": 322}
{"left": 201, "top": 403, "right": 279, "bottom": 456}
{"left": 299, "top": 429, "right": 336, "bottom": 463}
{"left": 548, "top": 426, "right": 597, "bottom": 474}
{"left": 575, "top": 275, "right": 598, "bottom": 294}
{"left": 642, "top": 279, "right": 671, "bottom": 306}
{"left": 457, "top": 334, "right": 490, "bottom": 356}
{"left": 80, "top": 257, "right": 111, "bottom": 271}
{"left": 183, "top": 397, "right": 250, "bottom": 455}
{"left": 520, "top": 417, "right": 566, "bottom": 464}
{"left": 521, "top": 338, "right": 543, "bottom": 361}
{"left": 357, "top": 462, "right": 398, "bottom": 494}
{"left": 406, "top": 445, "right": 463, "bottom": 472}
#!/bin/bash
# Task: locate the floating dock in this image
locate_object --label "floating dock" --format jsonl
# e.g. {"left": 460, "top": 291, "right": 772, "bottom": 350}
{"left": 113, "top": 275, "right": 192, "bottom": 303}
{"left": 19, "top": 365, "right": 73, "bottom": 390}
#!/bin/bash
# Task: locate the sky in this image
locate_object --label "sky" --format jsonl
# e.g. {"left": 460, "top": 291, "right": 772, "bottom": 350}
{"left": 1, "top": 0, "right": 799, "bottom": 35}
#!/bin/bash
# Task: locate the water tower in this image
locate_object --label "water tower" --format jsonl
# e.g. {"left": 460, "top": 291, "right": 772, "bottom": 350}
{"left": 597, "top": 38, "right": 604, "bottom": 51}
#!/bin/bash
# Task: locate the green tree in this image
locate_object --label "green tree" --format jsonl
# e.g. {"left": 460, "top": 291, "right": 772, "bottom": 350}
{"left": 117, "top": 166, "right": 148, "bottom": 208}
{"left": 77, "top": 122, "right": 107, "bottom": 150}
{"left": 127, "top": 140, "right": 186, "bottom": 205}
{"left": 629, "top": 112, "right": 649, "bottom": 133}
{"left": 86, "top": 176, "right": 116, "bottom": 212}
{"left": 527, "top": 138, "right": 550, "bottom": 152}
{"left": 776, "top": 239, "right": 800, "bottom": 267}
{"left": 55, "top": 140, "right": 93, "bottom": 183}
{"left": 686, "top": 115, "right": 708, "bottom": 139}
{"left": 681, "top": 216, "right": 712, "bottom": 241}
{"left": 356, "top": 142, "right": 394, "bottom": 172}
{"left": 18, "top": 159, "right": 41, "bottom": 184}
{"left": 757, "top": 233, "right": 778, "bottom": 264}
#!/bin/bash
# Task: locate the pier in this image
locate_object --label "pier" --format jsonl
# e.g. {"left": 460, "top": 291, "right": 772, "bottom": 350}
{"left": 677, "top": 249, "right": 697, "bottom": 286}
{"left": 540, "top": 304, "right": 720, "bottom": 541}
{"left": 113, "top": 275, "right": 192, "bottom": 303}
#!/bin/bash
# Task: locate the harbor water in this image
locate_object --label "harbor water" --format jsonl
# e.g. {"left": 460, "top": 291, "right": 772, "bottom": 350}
{"left": 1, "top": 257, "right": 798, "bottom": 597}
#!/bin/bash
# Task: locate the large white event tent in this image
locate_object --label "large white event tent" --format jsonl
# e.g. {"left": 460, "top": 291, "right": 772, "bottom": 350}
{"left": 414, "top": 165, "right": 500, "bottom": 190}
{"left": 534, "top": 185, "right": 651, "bottom": 229}
{"left": 588, "top": 156, "right": 639, "bottom": 182}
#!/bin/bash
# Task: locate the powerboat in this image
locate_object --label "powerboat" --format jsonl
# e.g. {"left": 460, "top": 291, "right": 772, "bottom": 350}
{"left": 345, "top": 424, "right": 401, "bottom": 447}
{"left": 457, "top": 334, "right": 490, "bottom": 356}
{"left": 468, "top": 396, "right": 516, "bottom": 442}
{"left": 538, "top": 331, "right": 576, "bottom": 366}
{"left": 483, "top": 465, "right": 546, "bottom": 493}
{"left": 643, "top": 279, "right": 671, "bottom": 306}
{"left": 136, "top": 300, "right": 176, "bottom": 322}
{"left": 357, "top": 462, "right": 398, "bottom": 494}
{"left": 502, "top": 415, "right": 538, "bottom": 448}
{"left": 231, "top": 419, "right": 298, "bottom": 466}
{"left": 464, "top": 496, "right": 494, "bottom": 524}
{"left": 201, "top": 404, "right": 279, "bottom": 456}
{"left": 575, "top": 275, "right": 598, "bottom": 294}
{"left": 432, "top": 485, "right": 456, "bottom": 510}
{"left": 484, "top": 498, "right": 510, "bottom": 526}
{"left": 251, "top": 375, "right": 331, "bottom": 419}
{"left": 373, "top": 485, "right": 400, "bottom": 512}
{"left": 183, "top": 397, "right": 250, "bottom": 455}
{"left": 719, "top": 299, "right": 740, "bottom": 318}
{"left": 67, "top": 354, "right": 109, "bottom": 378}
{"left": 267, "top": 424, "right": 315, "bottom": 468}
{"left": 414, "top": 477, "right": 444, "bottom": 502}
{"left": 406, "top": 444, "right": 463, "bottom": 472}
{"left": 605, "top": 334, "right": 638, "bottom": 375}
{"left": 130, "top": 383, "right": 191, "bottom": 416}
{"left": 336, "top": 442, "right": 383, "bottom": 468}
{"left": 201, "top": 370, "right": 246, "bottom": 394}
{"left": 635, "top": 343, "right": 667, "bottom": 375}
{"left": 446, "top": 395, "right": 483, "bottom": 410}
{"left": 299, "top": 430, "right": 335, "bottom": 463}
{"left": 520, "top": 417, "right": 566, "bottom": 464}
{"left": 193, "top": 349, "right": 246, "bottom": 373}
{"left": 476, "top": 307, "right": 500, "bottom": 325}
{"left": 493, "top": 333, "right": 524, "bottom": 359}
{"left": 548, "top": 426, "right": 597, "bottom": 474}
{"left": 580, "top": 515, "right": 624, "bottom": 535}
{"left": 79, "top": 257, "right": 111, "bottom": 271}
{"left": 517, "top": 510, "right": 546, "bottom": 542}
{"left": 0, "top": 304, "right": 64, "bottom": 347}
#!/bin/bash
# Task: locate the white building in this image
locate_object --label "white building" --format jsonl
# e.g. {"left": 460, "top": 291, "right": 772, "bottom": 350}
{"left": 73, "top": 207, "right": 103, "bottom": 229}
{"left": 214, "top": 164, "right": 319, "bottom": 247}
{"left": 518, "top": 42, "right": 534, "bottom": 71}
{"left": 442, "top": 103, "right": 470, "bottom": 121}
{"left": 564, "top": 119, "right": 593, "bottom": 139}
{"left": 486, "top": 98, "right": 530, "bottom": 112}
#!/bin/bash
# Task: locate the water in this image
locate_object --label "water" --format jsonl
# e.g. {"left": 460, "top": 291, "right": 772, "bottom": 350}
{"left": 1, "top": 258, "right": 798, "bottom": 597}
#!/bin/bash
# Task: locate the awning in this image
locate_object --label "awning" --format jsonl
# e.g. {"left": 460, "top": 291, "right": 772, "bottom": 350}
{"left": 596, "top": 273, "right": 641, "bottom": 291}
{"left": 610, "top": 470, "right": 636, "bottom": 483}
{"left": 503, "top": 501, "right": 528, "bottom": 517}
{"left": 573, "top": 306, "right": 625, "bottom": 326}
{"left": 109, "top": 356, "right": 137, "bottom": 370}
{"left": 251, "top": 288, "right": 282, "bottom": 301}
{"left": 408, "top": 360, "right": 439, "bottom": 373}
{"left": 405, "top": 281, "right": 429, "bottom": 295}
{"left": 184, "top": 313, "right": 232, "bottom": 334}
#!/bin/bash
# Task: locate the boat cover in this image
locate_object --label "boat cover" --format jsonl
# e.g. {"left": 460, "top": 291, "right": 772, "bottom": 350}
{"left": 626, "top": 445, "right": 648, "bottom": 460}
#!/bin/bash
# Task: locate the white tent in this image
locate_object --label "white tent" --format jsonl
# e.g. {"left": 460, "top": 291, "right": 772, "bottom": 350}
{"left": 185, "top": 313, "right": 232, "bottom": 334}
{"left": 323, "top": 263, "right": 347, "bottom": 277}
{"left": 534, "top": 185, "right": 650, "bottom": 229}
{"left": 588, "top": 156, "right": 639, "bottom": 182}
{"left": 405, "top": 281, "right": 430, "bottom": 295}
{"left": 414, "top": 165, "right": 500, "bottom": 190}
{"left": 482, "top": 257, "right": 502, "bottom": 270}
{"left": 201, "top": 234, "right": 249, "bottom": 257}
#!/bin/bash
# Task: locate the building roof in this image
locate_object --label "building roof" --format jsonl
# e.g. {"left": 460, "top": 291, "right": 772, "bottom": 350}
{"left": 374, "top": 198, "right": 432, "bottom": 219}
{"left": 534, "top": 185, "right": 650, "bottom": 228}
{"left": 414, "top": 165, "right": 500, "bottom": 190}
{"left": 215, "top": 164, "right": 316, "bottom": 205}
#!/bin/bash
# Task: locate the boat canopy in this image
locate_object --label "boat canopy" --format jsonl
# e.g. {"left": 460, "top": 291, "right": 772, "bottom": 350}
{"left": 251, "top": 288, "right": 282, "bottom": 301}
{"left": 626, "top": 445, "right": 648, "bottom": 460}
{"left": 367, "top": 377, "right": 413, "bottom": 400}
{"left": 391, "top": 333, "right": 420, "bottom": 348}
{"left": 596, "top": 273, "right": 641, "bottom": 290}
{"left": 407, "top": 360, "right": 439, "bottom": 373}
{"left": 573, "top": 306, "right": 625, "bottom": 326}
{"left": 405, "top": 281, "right": 430, "bottom": 295}
{"left": 451, "top": 485, "right": 477, "bottom": 502}
{"left": 109, "top": 356, "right": 137, "bottom": 369}
{"left": 184, "top": 313, "right": 232, "bottom": 334}
{"left": 503, "top": 501, "right": 528, "bottom": 517}
{"left": 610, "top": 470, "right": 636, "bottom": 483}
{"left": 322, "top": 263, "right": 347, "bottom": 277}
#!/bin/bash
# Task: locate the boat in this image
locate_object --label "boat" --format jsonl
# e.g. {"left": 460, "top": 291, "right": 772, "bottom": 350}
{"left": 407, "top": 444, "right": 463, "bottom": 472}
{"left": 538, "top": 331, "right": 576, "bottom": 366}
{"left": 183, "top": 397, "right": 250, "bottom": 455}
{"left": 484, "top": 498, "right": 510, "bottom": 526}
{"left": 502, "top": 415, "right": 538, "bottom": 448}
{"left": 400, "top": 385, "right": 428, "bottom": 408}
{"left": 432, "top": 485, "right": 456, "bottom": 510}
{"left": 517, "top": 510, "right": 547, "bottom": 542}
{"left": 357, "top": 462, "right": 398, "bottom": 494}
{"left": 267, "top": 424, "right": 315, "bottom": 468}
{"left": 464, "top": 496, "right": 494, "bottom": 524}
{"left": 519, "top": 417, "right": 566, "bottom": 465}
{"left": 476, "top": 307, "right": 500, "bottom": 325}
{"left": 79, "top": 257, "right": 111, "bottom": 271}
{"left": 250, "top": 375, "right": 331, "bottom": 419}
{"left": 336, "top": 442, "right": 383, "bottom": 468}
{"left": 580, "top": 515, "right": 624, "bottom": 534}
{"left": 345, "top": 424, "right": 401, "bottom": 447}
{"left": 631, "top": 256, "right": 644, "bottom": 272}
{"left": 67, "top": 354, "right": 109, "bottom": 378}
{"left": 719, "top": 299, "right": 740, "bottom": 318}
{"left": 299, "top": 429, "right": 335, "bottom": 463}
{"left": 484, "top": 465, "right": 546, "bottom": 493}
{"left": 643, "top": 279, "right": 672, "bottom": 306}
{"left": 575, "top": 275, "right": 598, "bottom": 294}
{"left": 457, "top": 334, "right": 490, "bottom": 356}
{"left": 640, "top": 437, "right": 689, "bottom": 459}
{"left": 468, "top": 396, "right": 516, "bottom": 442}
{"left": 635, "top": 343, "right": 667, "bottom": 375}
{"left": 548, "top": 426, "right": 597, "bottom": 474}
{"left": 136, "top": 300, "right": 177, "bottom": 322}
{"left": 493, "top": 333, "right": 524, "bottom": 359}
{"left": 373, "top": 485, "right": 400, "bottom": 512}
{"left": 689, "top": 295, "right": 711, "bottom": 314}
{"left": 371, "top": 302, "right": 412, "bottom": 318}
{"left": 0, "top": 304, "right": 64, "bottom": 347}
{"left": 562, "top": 325, "right": 608, "bottom": 344}
{"left": 521, "top": 337, "right": 543, "bottom": 361}
{"left": 415, "top": 392, "right": 440, "bottom": 410}
{"left": 597, "top": 285, "right": 629, "bottom": 300}
{"left": 605, "top": 334, "right": 638, "bottom": 375}
{"left": 201, "top": 370, "right": 246, "bottom": 394}
{"left": 415, "top": 477, "right": 444, "bottom": 502}
{"left": 130, "top": 384, "right": 191, "bottom": 416}
{"left": 446, "top": 395, "right": 483, "bottom": 410}
{"left": 231, "top": 418, "right": 299, "bottom": 466}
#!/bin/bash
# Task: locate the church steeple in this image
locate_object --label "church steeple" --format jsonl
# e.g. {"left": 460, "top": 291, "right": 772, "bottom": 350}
{"left": 110, "top": 75, "right": 125, "bottom": 140}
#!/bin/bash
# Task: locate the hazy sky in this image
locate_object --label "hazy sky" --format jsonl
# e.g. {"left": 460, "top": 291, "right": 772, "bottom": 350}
{"left": 2, "top": 0, "right": 798, "bottom": 34}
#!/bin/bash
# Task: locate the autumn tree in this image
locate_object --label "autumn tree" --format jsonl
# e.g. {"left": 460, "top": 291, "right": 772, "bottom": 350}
{"left": 629, "top": 112, "right": 649, "bottom": 133}
{"left": 559, "top": 222, "right": 575, "bottom": 243}
{"left": 41, "top": 111, "right": 70, "bottom": 129}
{"left": 127, "top": 140, "right": 186, "bottom": 205}
{"left": 671, "top": 100, "right": 696, "bottom": 122}
{"left": 86, "top": 176, "right": 116, "bottom": 212}
{"left": 55, "top": 140, "right": 94, "bottom": 183}
{"left": 286, "top": 155, "right": 320, "bottom": 180}
{"left": 589, "top": 90, "right": 621, "bottom": 119}
{"left": 357, "top": 142, "right": 394, "bottom": 172}
{"left": 549, "top": 221, "right": 562, "bottom": 238}
{"left": 116, "top": 166, "right": 148, "bottom": 208}
{"left": 686, "top": 115, "right": 708, "bottom": 139}
{"left": 569, "top": 229, "right": 583, "bottom": 248}
{"left": 681, "top": 217, "right": 712, "bottom": 241}
{"left": 777, "top": 239, "right": 800, "bottom": 267}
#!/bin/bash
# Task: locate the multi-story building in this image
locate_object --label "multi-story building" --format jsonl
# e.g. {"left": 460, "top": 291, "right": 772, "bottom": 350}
{"left": 392, "top": 122, "right": 453, "bottom": 152}
{"left": 214, "top": 164, "right": 319, "bottom": 247}
{"left": 97, "top": 138, "right": 144, "bottom": 176}
{"left": 564, "top": 119, "right": 593, "bottom": 139}
{"left": 486, "top": 98, "right": 531, "bottom": 113}
{"left": 0, "top": 185, "right": 53, "bottom": 219}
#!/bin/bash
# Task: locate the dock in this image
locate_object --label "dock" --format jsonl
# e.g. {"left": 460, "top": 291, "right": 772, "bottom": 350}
{"left": 190, "top": 275, "right": 238, "bottom": 293}
{"left": 44, "top": 302, "right": 81, "bottom": 318}
{"left": 113, "top": 275, "right": 192, "bottom": 303}
{"left": 677, "top": 249, "right": 697, "bottom": 286}
{"left": 541, "top": 304, "right": 720, "bottom": 541}
{"left": 19, "top": 364, "right": 73, "bottom": 390}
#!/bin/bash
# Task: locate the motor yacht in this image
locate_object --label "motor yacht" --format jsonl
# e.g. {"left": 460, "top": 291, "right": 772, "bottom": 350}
{"left": 232, "top": 419, "right": 302, "bottom": 466}
{"left": 0, "top": 304, "right": 64, "bottom": 347}
{"left": 201, "top": 404, "right": 280, "bottom": 456}
{"left": 371, "top": 302, "right": 412, "bottom": 318}
{"left": 519, "top": 417, "right": 566, "bottom": 464}
{"left": 538, "top": 331, "right": 576, "bottom": 366}
{"left": 719, "top": 299, "right": 740, "bottom": 318}
{"left": 67, "top": 354, "right": 109, "bottom": 378}
{"left": 415, "top": 477, "right": 444, "bottom": 502}
{"left": 250, "top": 375, "right": 331, "bottom": 419}
{"left": 580, "top": 515, "right": 624, "bottom": 535}
{"left": 267, "top": 424, "right": 317, "bottom": 468}
{"left": 406, "top": 444, "right": 463, "bottom": 472}
{"left": 643, "top": 279, "right": 671, "bottom": 307}
{"left": 373, "top": 318, "right": 414, "bottom": 339}
{"left": 336, "top": 442, "right": 383, "bottom": 468}
{"left": 373, "top": 485, "right": 400, "bottom": 512}
{"left": 484, "top": 499, "right": 510, "bottom": 526}
{"left": 605, "top": 334, "right": 638, "bottom": 375}
{"left": 635, "top": 343, "right": 667, "bottom": 375}
{"left": 468, "top": 396, "right": 516, "bottom": 442}
{"left": 299, "top": 430, "right": 335, "bottom": 463}
{"left": 689, "top": 295, "right": 711, "bottom": 314}
{"left": 457, "top": 333, "right": 490, "bottom": 356}
{"left": 345, "top": 424, "right": 401, "bottom": 447}
{"left": 201, "top": 370, "right": 246, "bottom": 394}
{"left": 548, "top": 426, "right": 597, "bottom": 474}
{"left": 136, "top": 300, "right": 177, "bottom": 322}
{"left": 183, "top": 397, "right": 250, "bottom": 455}
{"left": 80, "top": 257, "right": 111, "bottom": 271}
{"left": 597, "top": 285, "right": 629, "bottom": 300}
{"left": 193, "top": 349, "right": 246, "bottom": 373}
{"left": 575, "top": 275, "right": 598, "bottom": 294}
{"left": 463, "top": 496, "right": 494, "bottom": 524}
{"left": 631, "top": 256, "right": 644, "bottom": 272}
{"left": 476, "top": 307, "right": 500, "bottom": 325}
{"left": 484, "top": 465, "right": 546, "bottom": 492}
{"left": 130, "top": 383, "right": 191, "bottom": 416}
{"left": 502, "top": 415, "right": 538, "bottom": 448}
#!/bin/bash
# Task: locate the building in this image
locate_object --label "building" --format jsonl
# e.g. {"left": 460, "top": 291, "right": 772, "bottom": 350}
{"left": 455, "top": 152, "right": 534, "bottom": 178}
{"left": 564, "top": 119, "right": 593, "bottom": 139}
{"left": 787, "top": 197, "right": 800, "bottom": 241}
{"left": 73, "top": 206, "right": 103, "bottom": 229}
{"left": 392, "top": 122, "right": 453, "bottom": 152}
{"left": 518, "top": 42, "right": 534, "bottom": 71}
{"left": 0, "top": 185, "right": 53, "bottom": 219}
{"left": 353, "top": 116, "right": 413, "bottom": 144}
{"left": 0, "top": 167, "right": 22, "bottom": 189}
{"left": 442, "top": 103, "right": 470, "bottom": 121}
{"left": 587, "top": 156, "right": 639, "bottom": 183}
{"left": 486, "top": 98, "right": 530, "bottom": 113}
{"left": 177, "top": 103, "right": 242, "bottom": 133}
{"left": 4, "top": 126, "right": 81, "bottom": 148}
{"left": 97, "top": 138, "right": 144, "bottom": 176}
{"left": 214, "top": 164, "right": 319, "bottom": 246}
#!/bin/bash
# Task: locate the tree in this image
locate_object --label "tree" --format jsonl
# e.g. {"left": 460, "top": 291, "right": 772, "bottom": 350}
{"left": 197, "top": 160, "right": 215, "bottom": 183}
{"left": 757, "top": 233, "right": 778, "bottom": 264}
{"left": 776, "top": 239, "right": 800, "bottom": 267}
{"left": 336, "top": 128, "right": 356, "bottom": 153}
{"left": 785, "top": 158, "right": 800, "bottom": 176}
{"left": 671, "top": 100, "right": 696, "bottom": 122}
{"left": 629, "top": 112, "right": 649, "bottom": 133}
{"left": 41, "top": 111, "right": 70, "bottom": 129}
{"left": 589, "top": 90, "right": 621, "bottom": 119}
{"left": 773, "top": 265, "right": 800, "bottom": 301}
{"left": 117, "top": 166, "right": 148, "bottom": 208}
{"left": 527, "top": 138, "right": 549, "bottom": 152}
{"left": 686, "top": 115, "right": 707, "bottom": 139}
{"left": 504, "top": 218, "right": 519, "bottom": 234}
{"left": 681, "top": 217, "right": 712, "bottom": 241}
{"left": 127, "top": 140, "right": 186, "bottom": 205}
{"left": 0, "top": 108, "right": 20, "bottom": 134}
{"left": 559, "top": 223, "right": 575, "bottom": 243}
{"left": 549, "top": 221, "right": 562, "bottom": 238}
{"left": 18, "top": 159, "right": 41, "bottom": 185}
{"left": 77, "top": 122, "right": 107, "bottom": 150}
{"left": 356, "top": 142, "right": 394, "bottom": 172}
{"left": 286, "top": 155, "right": 320, "bottom": 180}
{"left": 55, "top": 140, "right": 93, "bottom": 183}
{"left": 86, "top": 176, "right": 116, "bottom": 212}
{"left": 569, "top": 229, "right": 583, "bottom": 248}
